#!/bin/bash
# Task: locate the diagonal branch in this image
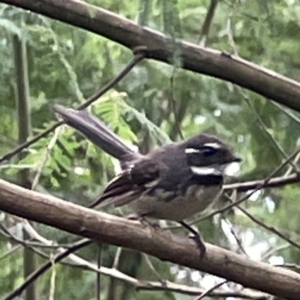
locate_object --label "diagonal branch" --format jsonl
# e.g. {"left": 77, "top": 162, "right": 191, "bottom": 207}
{"left": 0, "top": 179, "right": 300, "bottom": 299}
{"left": 198, "top": 0, "right": 219, "bottom": 46}
{"left": 0, "top": 48, "right": 144, "bottom": 163}
{"left": 224, "top": 194, "right": 300, "bottom": 252}
{"left": 3, "top": 226, "right": 265, "bottom": 299}
{"left": 2, "top": 0, "right": 300, "bottom": 112}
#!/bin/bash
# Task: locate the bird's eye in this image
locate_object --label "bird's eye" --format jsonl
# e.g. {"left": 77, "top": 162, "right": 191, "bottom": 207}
{"left": 202, "top": 147, "right": 217, "bottom": 156}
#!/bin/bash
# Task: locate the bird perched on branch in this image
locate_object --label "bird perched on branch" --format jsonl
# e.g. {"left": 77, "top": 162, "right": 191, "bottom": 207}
{"left": 54, "top": 105, "right": 241, "bottom": 258}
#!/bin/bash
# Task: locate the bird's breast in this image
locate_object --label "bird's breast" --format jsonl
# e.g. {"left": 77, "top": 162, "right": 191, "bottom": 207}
{"left": 130, "top": 184, "right": 222, "bottom": 221}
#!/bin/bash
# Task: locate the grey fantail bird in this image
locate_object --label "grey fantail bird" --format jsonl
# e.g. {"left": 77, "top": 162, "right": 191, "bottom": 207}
{"left": 53, "top": 105, "right": 241, "bottom": 258}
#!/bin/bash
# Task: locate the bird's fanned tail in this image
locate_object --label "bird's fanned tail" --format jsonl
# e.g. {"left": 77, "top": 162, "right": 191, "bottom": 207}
{"left": 53, "top": 105, "right": 141, "bottom": 163}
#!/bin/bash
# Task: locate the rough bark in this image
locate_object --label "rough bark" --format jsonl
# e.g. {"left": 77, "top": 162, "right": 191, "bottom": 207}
{"left": 0, "top": 179, "right": 299, "bottom": 299}
{"left": 1, "top": 0, "right": 300, "bottom": 112}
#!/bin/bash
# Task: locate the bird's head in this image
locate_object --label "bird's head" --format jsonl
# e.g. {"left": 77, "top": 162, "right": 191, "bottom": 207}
{"left": 183, "top": 134, "right": 241, "bottom": 176}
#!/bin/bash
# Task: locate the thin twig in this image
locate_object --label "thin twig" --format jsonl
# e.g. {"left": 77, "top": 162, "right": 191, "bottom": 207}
{"left": 0, "top": 122, "right": 62, "bottom": 163}
{"left": 49, "top": 254, "right": 56, "bottom": 300}
{"left": 223, "top": 190, "right": 249, "bottom": 256}
{"left": 198, "top": 0, "right": 219, "bottom": 46}
{"left": 169, "top": 67, "right": 184, "bottom": 139}
{"left": 261, "top": 244, "right": 290, "bottom": 261}
{"left": 80, "top": 47, "right": 145, "bottom": 109}
{"left": 0, "top": 49, "right": 145, "bottom": 164}
{"left": 199, "top": 147, "right": 300, "bottom": 221}
{"left": 112, "top": 247, "right": 122, "bottom": 269}
{"left": 31, "top": 126, "right": 62, "bottom": 190}
{"left": 225, "top": 0, "right": 239, "bottom": 55}
{"left": 0, "top": 244, "right": 21, "bottom": 261}
{"left": 241, "top": 90, "right": 299, "bottom": 172}
{"left": 229, "top": 196, "right": 300, "bottom": 252}
{"left": 0, "top": 222, "right": 71, "bottom": 249}
{"left": 276, "top": 263, "right": 300, "bottom": 271}
{"left": 142, "top": 253, "right": 164, "bottom": 281}
{"left": 272, "top": 102, "right": 300, "bottom": 125}
{"left": 271, "top": 102, "right": 300, "bottom": 177}
{"left": 3, "top": 239, "right": 92, "bottom": 300}
{"left": 167, "top": 171, "right": 300, "bottom": 231}
{"left": 224, "top": 218, "right": 248, "bottom": 256}
{"left": 284, "top": 152, "right": 300, "bottom": 177}
{"left": 224, "top": 173, "right": 300, "bottom": 192}
{"left": 196, "top": 280, "right": 228, "bottom": 300}
{"left": 2, "top": 218, "right": 267, "bottom": 300}
{"left": 97, "top": 244, "right": 102, "bottom": 300}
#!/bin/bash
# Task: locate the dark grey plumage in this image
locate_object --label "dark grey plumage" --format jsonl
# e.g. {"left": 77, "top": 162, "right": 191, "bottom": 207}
{"left": 53, "top": 105, "right": 241, "bottom": 221}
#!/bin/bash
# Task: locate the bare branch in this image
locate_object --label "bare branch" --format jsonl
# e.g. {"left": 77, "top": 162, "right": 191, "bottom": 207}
{"left": 2, "top": 0, "right": 300, "bottom": 113}
{"left": 224, "top": 173, "right": 300, "bottom": 192}
{"left": 1, "top": 224, "right": 267, "bottom": 300}
{"left": 198, "top": 0, "right": 219, "bottom": 46}
{"left": 240, "top": 89, "right": 299, "bottom": 172}
{"left": 0, "top": 50, "right": 144, "bottom": 163}
{"left": 3, "top": 239, "right": 92, "bottom": 300}
{"left": 235, "top": 200, "right": 300, "bottom": 252}
{"left": 0, "top": 179, "right": 300, "bottom": 299}
{"left": 201, "top": 148, "right": 300, "bottom": 223}
{"left": 196, "top": 280, "right": 227, "bottom": 300}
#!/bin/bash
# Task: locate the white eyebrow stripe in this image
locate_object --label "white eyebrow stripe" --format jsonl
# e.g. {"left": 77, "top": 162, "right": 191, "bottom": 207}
{"left": 185, "top": 148, "right": 201, "bottom": 154}
{"left": 203, "top": 142, "right": 222, "bottom": 149}
{"left": 190, "top": 166, "right": 222, "bottom": 176}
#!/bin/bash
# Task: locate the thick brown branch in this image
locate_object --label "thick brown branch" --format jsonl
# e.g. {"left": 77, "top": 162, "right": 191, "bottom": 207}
{"left": 2, "top": 0, "right": 300, "bottom": 112}
{"left": 0, "top": 179, "right": 299, "bottom": 299}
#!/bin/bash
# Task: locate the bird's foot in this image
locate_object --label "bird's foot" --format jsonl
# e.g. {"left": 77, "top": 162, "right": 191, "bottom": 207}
{"left": 189, "top": 233, "right": 206, "bottom": 260}
{"left": 179, "top": 221, "right": 206, "bottom": 260}
{"left": 126, "top": 214, "right": 160, "bottom": 230}
{"left": 140, "top": 215, "right": 161, "bottom": 230}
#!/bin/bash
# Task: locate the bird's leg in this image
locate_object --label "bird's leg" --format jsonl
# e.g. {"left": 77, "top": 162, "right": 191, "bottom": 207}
{"left": 179, "top": 221, "right": 206, "bottom": 260}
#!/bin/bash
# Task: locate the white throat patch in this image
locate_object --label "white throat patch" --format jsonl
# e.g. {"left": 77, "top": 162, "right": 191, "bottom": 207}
{"left": 190, "top": 166, "right": 222, "bottom": 176}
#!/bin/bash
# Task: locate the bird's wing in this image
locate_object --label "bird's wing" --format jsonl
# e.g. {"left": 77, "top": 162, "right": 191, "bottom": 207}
{"left": 90, "top": 158, "right": 160, "bottom": 208}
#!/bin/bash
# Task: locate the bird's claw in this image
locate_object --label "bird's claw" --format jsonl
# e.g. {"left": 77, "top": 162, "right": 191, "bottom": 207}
{"left": 189, "top": 233, "right": 206, "bottom": 260}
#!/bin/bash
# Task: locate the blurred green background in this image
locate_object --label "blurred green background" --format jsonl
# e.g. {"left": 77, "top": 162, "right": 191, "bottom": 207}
{"left": 0, "top": 0, "right": 300, "bottom": 299}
